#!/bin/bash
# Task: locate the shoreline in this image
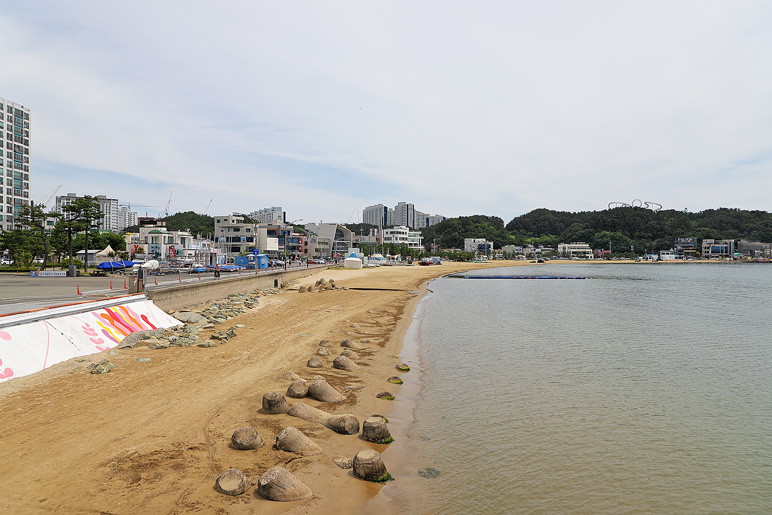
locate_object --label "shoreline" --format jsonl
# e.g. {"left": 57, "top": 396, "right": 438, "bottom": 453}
{"left": 0, "top": 258, "right": 752, "bottom": 513}
{"left": 0, "top": 261, "right": 508, "bottom": 514}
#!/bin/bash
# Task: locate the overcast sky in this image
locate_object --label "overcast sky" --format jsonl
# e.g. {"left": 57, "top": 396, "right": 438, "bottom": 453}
{"left": 2, "top": 1, "right": 771, "bottom": 224}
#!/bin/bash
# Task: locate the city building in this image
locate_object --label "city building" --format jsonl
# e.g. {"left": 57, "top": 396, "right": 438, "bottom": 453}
{"left": 55, "top": 193, "right": 121, "bottom": 233}
{"left": 0, "top": 97, "right": 31, "bottom": 231}
{"left": 464, "top": 238, "right": 493, "bottom": 254}
{"left": 673, "top": 237, "right": 698, "bottom": 258}
{"left": 363, "top": 201, "right": 445, "bottom": 229}
{"left": 304, "top": 223, "right": 353, "bottom": 258}
{"left": 213, "top": 214, "right": 257, "bottom": 257}
{"left": 557, "top": 242, "right": 594, "bottom": 259}
{"left": 382, "top": 226, "right": 423, "bottom": 249}
{"left": 363, "top": 204, "right": 389, "bottom": 227}
{"left": 426, "top": 214, "right": 447, "bottom": 227}
{"left": 392, "top": 202, "right": 415, "bottom": 229}
{"left": 124, "top": 220, "right": 214, "bottom": 264}
{"left": 118, "top": 206, "right": 138, "bottom": 232}
{"left": 737, "top": 240, "right": 772, "bottom": 258}
{"left": 249, "top": 206, "right": 285, "bottom": 224}
{"left": 701, "top": 239, "right": 735, "bottom": 259}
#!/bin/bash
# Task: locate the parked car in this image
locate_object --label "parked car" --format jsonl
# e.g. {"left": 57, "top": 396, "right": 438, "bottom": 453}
{"left": 308, "top": 258, "right": 325, "bottom": 264}
{"left": 269, "top": 259, "right": 285, "bottom": 267}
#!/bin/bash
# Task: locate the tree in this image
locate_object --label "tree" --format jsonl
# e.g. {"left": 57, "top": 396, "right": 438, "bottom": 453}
{"left": 0, "top": 228, "right": 35, "bottom": 267}
{"left": 15, "top": 201, "right": 59, "bottom": 270}
{"left": 60, "top": 196, "right": 103, "bottom": 275}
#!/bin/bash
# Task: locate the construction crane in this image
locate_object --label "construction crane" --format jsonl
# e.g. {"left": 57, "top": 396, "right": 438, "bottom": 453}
{"left": 44, "top": 184, "right": 62, "bottom": 208}
{"left": 119, "top": 203, "right": 158, "bottom": 210}
{"left": 203, "top": 199, "right": 213, "bottom": 215}
{"left": 163, "top": 191, "right": 173, "bottom": 217}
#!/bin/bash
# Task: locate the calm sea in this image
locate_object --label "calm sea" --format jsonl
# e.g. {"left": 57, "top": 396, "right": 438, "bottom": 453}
{"left": 378, "top": 263, "right": 772, "bottom": 514}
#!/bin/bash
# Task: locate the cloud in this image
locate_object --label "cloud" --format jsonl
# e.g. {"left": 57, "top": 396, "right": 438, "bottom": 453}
{"left": 2, "top": 1, "right": 771, "bottom": 225}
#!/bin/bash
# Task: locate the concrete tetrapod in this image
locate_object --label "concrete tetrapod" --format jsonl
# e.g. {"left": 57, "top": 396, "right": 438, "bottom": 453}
{"left": 215, "top": 468, "right": 251, "bottom": 496}
{"left": 340, "top": 349, "right": 360, "bottom": 360}
{"left": 231, "top": 427, "right": 264, "bottom": 450}
{"left": 274, "top": 426, "right": 323, "bottom": 456}
{"left": 287, "top": 402, "right": 360, "bottom": 435}
{"left": 353, "top": 449, "right": 391, "bottom": 483}
{"left": 286, "top": 379, "right": 309, "bottom": 398}
{"left": 262, "top": 392, "right": 290, "bottom": 414}
{"left": 340, "top": 339, "right": 364, "bottom": 350}
{"left": 361, "top": 416, "right": 393, "bottom": 444}
{"left": 307, "top": 379, "right": 346, "bottom": 403}
{"left": 333, "top": 355, "right": 362, "bottom": 371}
{"left": 257, "top": 466, "right": 313, "bottom": 502}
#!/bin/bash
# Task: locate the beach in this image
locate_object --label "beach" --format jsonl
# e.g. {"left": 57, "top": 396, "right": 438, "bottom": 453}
{"left": 0, "top": 260, "right": 526, "bottom": 514}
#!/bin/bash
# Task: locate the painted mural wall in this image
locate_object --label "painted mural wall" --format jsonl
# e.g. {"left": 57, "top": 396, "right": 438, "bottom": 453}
{"left": 0, "top": 300, "right": 181, "bottom": 382}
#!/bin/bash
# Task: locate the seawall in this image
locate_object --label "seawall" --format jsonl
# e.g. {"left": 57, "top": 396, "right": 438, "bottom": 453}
{"left": 146, "top": 267, "right": 318, "bottom": 311}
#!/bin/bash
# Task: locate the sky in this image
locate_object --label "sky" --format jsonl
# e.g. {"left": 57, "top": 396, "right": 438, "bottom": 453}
{"left": 2, "top": 1, "right": 771, "bottom": 224}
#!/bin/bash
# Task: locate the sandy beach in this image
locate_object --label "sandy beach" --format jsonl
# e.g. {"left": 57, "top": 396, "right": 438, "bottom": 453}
{"left": 0, "top": 260, "right": 536, "bottom": 514}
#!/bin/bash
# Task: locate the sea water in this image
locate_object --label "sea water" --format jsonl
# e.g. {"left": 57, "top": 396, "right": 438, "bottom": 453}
{"left": 380, "top": 263, "right": 772, "bottom": 514}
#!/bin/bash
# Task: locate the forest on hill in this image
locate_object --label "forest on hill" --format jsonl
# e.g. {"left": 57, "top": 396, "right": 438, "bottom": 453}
{"left": 421, "top": 208, "right": 772, "bottom": 253}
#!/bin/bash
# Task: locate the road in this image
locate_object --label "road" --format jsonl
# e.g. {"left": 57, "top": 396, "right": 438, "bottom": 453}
{"left": 0, "top": 263, "right": 321, "bottom": 315}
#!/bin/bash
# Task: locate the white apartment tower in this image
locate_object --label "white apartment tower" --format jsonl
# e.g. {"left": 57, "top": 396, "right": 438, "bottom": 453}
{"left": 363, "top": 204, "right": 389, "bottom": 227}
{"left": 0, "top": 97, "right": 31, "bottom": 231}
{"left": 392, "top": 202, "right": 415, "bottom": 229}
{"left": 55, "top": 193, "right": 120, "bottom": 233}
{"left": 118, "top": 205, "right": 138, "bottom": 232}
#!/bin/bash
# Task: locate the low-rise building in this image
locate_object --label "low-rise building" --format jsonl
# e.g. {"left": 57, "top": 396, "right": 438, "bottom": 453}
{"left": 304, "top": 223, "right": 354, "bottom": 258}
{"left": 383, "top": 226, "right": 423, "bottom": 250}
{"left": 737, "top": 240, "right": 772, "bottom": 258}
{"left": 701, "top": 239, "right": 735, "bottom": 259}
{"left": 557, "top": 242, "right": 593, "bottom": 259}
{"left": 673, "top": 237, "right": 698, "bottom": 258}
{"left": 464, "top": 238, "right": 492, "bottom": 254}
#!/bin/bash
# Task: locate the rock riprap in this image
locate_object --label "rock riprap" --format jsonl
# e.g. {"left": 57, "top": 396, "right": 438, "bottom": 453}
{"left": 306, "top": 357, "right": 323, "bottom": 368}
{"left": 386, "top": 376, "right": 403, "bottom": 384}
{"left": 362, "top": 416, "right": 393, "bottom": 444}
{"left": 307, "top": 379, "right": 345, "bottom": 403}
{"left": 215, "top": 468, "right": 251, "bottom": 496}
{"left": 353, "top": 449, "right": 391, "bottom": 483}
{"left": 274, "top": 426, "right": 322, "bottom": 456}
{"left": 257, "top": 466, "right": 313, "bottom": 502}
{"left": 262, "top": 392, "right": 290, "bottom": 414}
{"left": 231, "top": 427, "right": 264, "bottom": 450}
{"left": 287, "top": 402, "right": 360, "bottom": 435}
{"left": 316, "top": 347, "right": 330, "bottom": 356}
{"left": 376, "top": 391, "right": 395, "bottom": 400}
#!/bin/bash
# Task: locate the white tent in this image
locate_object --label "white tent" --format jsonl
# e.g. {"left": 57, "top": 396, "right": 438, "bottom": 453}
{"left": 94, "top": 245, "right": 116, "bottom": 263}
{"left": 343, "top": 252, "right": 363, "bottom": 269}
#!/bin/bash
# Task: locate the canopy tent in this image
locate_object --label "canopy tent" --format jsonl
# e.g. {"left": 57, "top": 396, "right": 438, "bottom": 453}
{"left": 343, "top": 252, "right": 363, "bottom": 269}
{"left": 94, "top": 245, "right": 116, "bottom": 263}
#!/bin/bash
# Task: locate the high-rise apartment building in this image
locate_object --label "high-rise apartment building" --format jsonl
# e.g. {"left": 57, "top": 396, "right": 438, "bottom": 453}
{"left": 364, "top": 201, "right": 445, "bottom": 229}
{"left": 55, "top": 193, "right": 120, "bottom": 233}
{"left": 392, "top": 202, "right": 415, "bottom": 229}
{"left": 249, "top": 206, "right": 285, "bottom": 224}
{"left": 0, "top": 97, "right": 31, "bottom": 231}
{"left": 118, "top": 205, "right": 138, "bottom": 232}
{"left": 363, "top": 204, "right": 389, "bottom": 227}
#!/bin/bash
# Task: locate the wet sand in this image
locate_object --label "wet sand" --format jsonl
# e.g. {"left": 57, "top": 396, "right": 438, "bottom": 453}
{"left": 0, "top": 260, "right": 535, "bottom": 514}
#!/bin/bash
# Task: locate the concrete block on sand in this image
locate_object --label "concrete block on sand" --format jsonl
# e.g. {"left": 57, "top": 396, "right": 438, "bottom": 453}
{"left": 257, "top": 466, "right": 313, "bottom": 502}
{"left": 215, "top": 468, "right": 251, "bottom": 496}
{"left": 274, "top": 426, "right": 322, "bottom": 456}
{"left": 231, "top": 427, "right": 264, "bottom": 450}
